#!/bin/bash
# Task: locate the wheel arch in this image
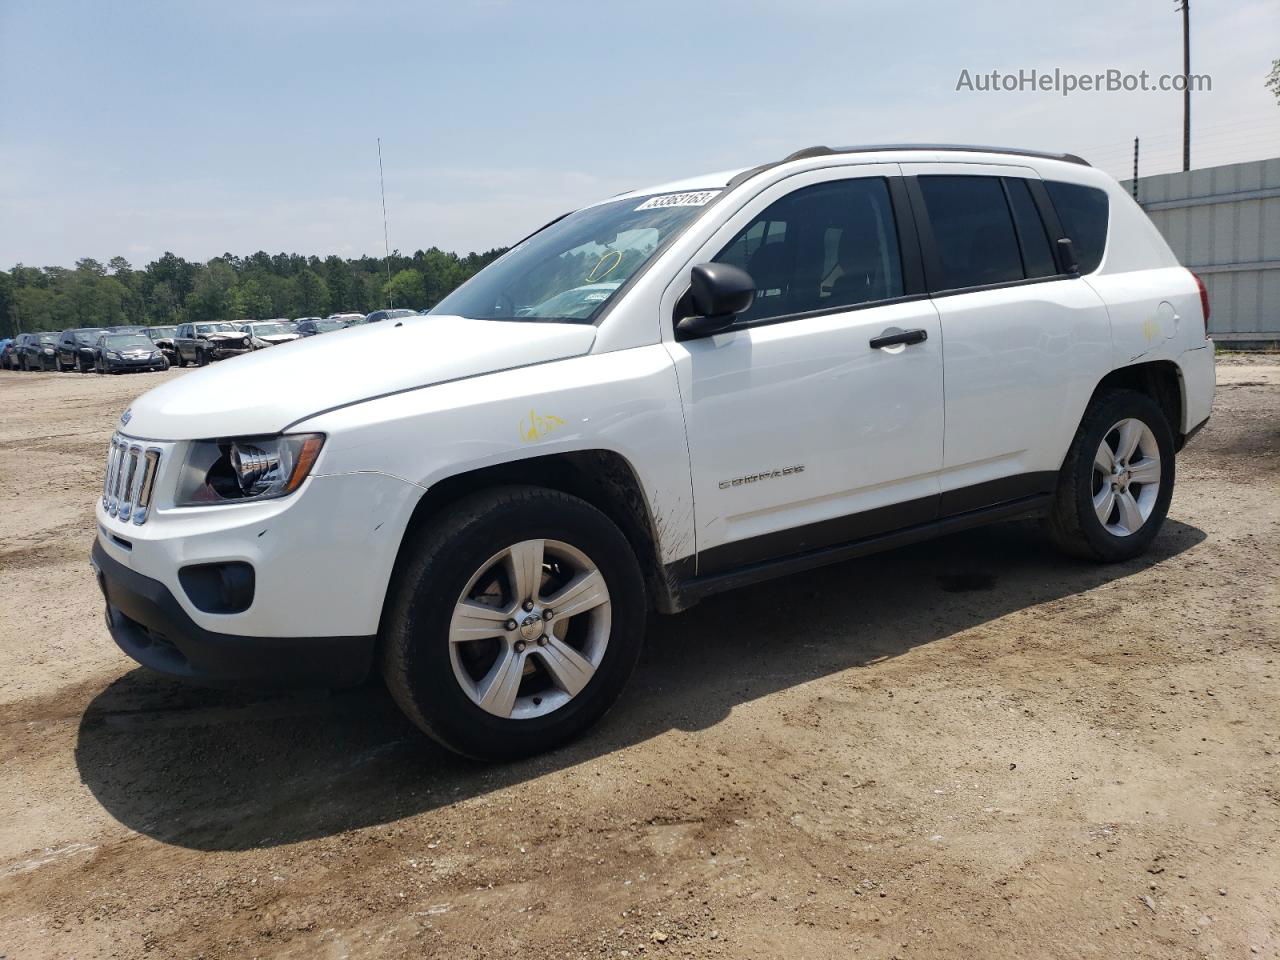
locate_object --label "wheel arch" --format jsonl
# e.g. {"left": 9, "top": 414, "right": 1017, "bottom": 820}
{"left": 382, "top": 449, "right": 682, "bottom": 625}
{"left": 1089, "top": 360, "right": 1187, "bottom": 449}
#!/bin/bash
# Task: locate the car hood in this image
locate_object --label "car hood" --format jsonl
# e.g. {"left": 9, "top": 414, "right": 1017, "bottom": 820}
{"left": 259, "top": 333, "right": 300, "bottom": 343}
{"left": 123, "top": 315, "right": 597, "bottom": 440}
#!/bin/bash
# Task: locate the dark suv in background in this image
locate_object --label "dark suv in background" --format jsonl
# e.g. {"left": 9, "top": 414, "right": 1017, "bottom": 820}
{"left": 56, "top": 327, "right": 107, "bottom": 372}
{"left": 173, "top": 322, "right": 253, "bottom": 365}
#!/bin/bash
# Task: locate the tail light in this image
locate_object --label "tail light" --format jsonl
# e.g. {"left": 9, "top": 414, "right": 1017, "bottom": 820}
{"left": 1190, "top": 270, "right": 1210, "bottom": 338}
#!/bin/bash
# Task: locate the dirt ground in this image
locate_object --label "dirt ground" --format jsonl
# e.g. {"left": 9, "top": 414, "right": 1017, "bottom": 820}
{"left": 0, "top": 357, "right": 1277, "bottom": 960}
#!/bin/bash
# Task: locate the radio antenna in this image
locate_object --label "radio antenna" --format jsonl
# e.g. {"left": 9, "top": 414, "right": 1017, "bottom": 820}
{"left": 378, "top": 137, "right": 393, "bottom": 306}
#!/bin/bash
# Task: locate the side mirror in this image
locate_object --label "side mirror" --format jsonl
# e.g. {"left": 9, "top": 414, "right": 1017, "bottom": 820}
{"left": 676, "top": 262, "right": 756, "bottom": 339}
{"left": 1056, "top": 237, "right": 1080, "bottom": 275}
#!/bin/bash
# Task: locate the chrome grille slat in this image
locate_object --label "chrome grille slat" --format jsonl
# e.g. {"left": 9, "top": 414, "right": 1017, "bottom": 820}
{"left": 118, "top": 448, "right": 139, "bottom": 522}
{"left": 101, "top": 433, "right": 163, "bottom": 525}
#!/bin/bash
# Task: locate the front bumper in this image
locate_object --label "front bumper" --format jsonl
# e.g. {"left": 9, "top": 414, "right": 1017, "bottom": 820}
{"left": 91, "top": 539, "right": 374, "bottom": 687}
{"left": 104, "top": 357, "right": 167, "bottom": 372}
{"left": 210, "top": 345, "right": 252, "bottom": 360}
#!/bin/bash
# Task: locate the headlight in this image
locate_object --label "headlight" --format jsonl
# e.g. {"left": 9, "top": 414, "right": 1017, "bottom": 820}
{"left": 106, "top": 351, "right": 121, "bottom": 359}
{"left": 175, "top": 434, "right": 325, "bottom": 505}
{"left": 43, "top": 347, "right": 54, "bottom": 354}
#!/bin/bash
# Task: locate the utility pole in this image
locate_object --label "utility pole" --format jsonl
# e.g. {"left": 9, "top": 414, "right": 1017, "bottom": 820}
{"left": 378, "top": 137, "right": 394, "bottom": 306}
{"left": 1176, "top": 0, "right": 1191, "bottom": 171}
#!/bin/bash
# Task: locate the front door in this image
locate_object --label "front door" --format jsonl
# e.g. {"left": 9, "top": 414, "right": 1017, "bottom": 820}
{"left": 665, "top": 167, "right": 945, "bottom": 575}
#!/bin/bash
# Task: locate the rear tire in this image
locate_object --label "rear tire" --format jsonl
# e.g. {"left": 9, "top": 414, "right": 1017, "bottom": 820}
{"left": 1047, "top": 388, "right": 1175, "bottom": 562}
{"left": 381, "top": 485, "right": 646, "bottom": 761}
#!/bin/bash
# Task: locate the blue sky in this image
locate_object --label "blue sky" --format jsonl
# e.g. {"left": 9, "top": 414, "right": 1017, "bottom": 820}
{"left": 2, "top": 0, "right": 1278, "bottom": 267}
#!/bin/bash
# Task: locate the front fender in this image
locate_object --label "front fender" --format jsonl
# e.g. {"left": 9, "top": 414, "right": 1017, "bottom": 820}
{"left": 298, "top": 346, "right": 696, "bottom": 565}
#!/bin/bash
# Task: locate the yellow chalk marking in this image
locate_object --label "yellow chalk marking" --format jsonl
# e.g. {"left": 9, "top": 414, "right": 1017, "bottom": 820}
{"left": 520, "top": 410, "right": 567, "bottom": 442}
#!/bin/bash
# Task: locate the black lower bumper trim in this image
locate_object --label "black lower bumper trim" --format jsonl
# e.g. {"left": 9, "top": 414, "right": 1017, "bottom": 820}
{"left": 91, "top": 539, "right": 374, "bottom": 688}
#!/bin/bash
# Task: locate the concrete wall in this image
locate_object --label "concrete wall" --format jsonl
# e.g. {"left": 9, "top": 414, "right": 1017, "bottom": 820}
{"left": 1121, "top": 157, "right": 1280, "bottom": 342}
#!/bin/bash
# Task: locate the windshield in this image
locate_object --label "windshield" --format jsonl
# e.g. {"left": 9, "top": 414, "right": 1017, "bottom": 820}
{"left": 105, "top": 335, "right": 152, "bottom": 348}
{"left": 38, "top": 334, "right": 57, "bottom": 344}
{"left": 314, "top": 319, "right": 345, "bottom": 332}
{"left": 252, "top": 323, "right": 292, "bottom": 335}
{"left": 432, "top": 190, "right": 719, "bottom": 323}
{"left": 147, "top": 327, "right": 176, "bottom": 339}
{"left": 74, "top": 329, "right": 106, "bottom": 343}
{"left": 195, "top": 323, "right": 237, "bottom": 334}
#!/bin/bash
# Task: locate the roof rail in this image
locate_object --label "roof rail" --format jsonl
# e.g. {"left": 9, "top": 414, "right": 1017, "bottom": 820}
{"left": 780, "top": 143, "right": 1091, "bottom": 166}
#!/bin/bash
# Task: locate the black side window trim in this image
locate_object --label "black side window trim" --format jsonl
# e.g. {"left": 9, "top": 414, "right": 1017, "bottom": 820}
{"left": 905, "top": 174, "right": 1078, "bottom": 299}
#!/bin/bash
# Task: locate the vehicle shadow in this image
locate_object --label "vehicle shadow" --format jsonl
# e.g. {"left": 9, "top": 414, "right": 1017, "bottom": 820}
{"left": 74, "top": 517, "right": 1206, "bottom": 851}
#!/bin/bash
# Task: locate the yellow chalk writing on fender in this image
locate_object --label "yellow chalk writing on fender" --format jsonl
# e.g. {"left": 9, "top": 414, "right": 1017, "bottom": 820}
{"left": 520, "top": 410, "right": 567, "bottom": 442}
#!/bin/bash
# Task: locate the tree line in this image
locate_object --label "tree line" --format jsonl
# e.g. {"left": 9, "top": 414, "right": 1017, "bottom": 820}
{"left": 0, "top": 246, "right": 507, "bottom": 337}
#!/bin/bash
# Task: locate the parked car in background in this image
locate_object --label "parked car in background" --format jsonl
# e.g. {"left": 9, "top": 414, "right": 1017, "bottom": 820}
{"left": 93, "top": 332, "right": 168, "bottom": 374}
{"left": 296, "top": 317, "right": 349, "bottom": 337}
{"left": 0, "top": 338, "right": 10, "bottom": 366}
{"left": 365, "top": 308, "right": 419, "bottom": 324}
{"left": 2, "top": 336, "right": 21, "bottom": 369}
{"left": 244, "top": 321, "right": 299, "bottom": 348}
{"left": 106, "top": 325, "right": 148, "bottom": 335}
{"left": 18, "top": 332, "right": 59, "bottom": 370}
{"left": 173, "top": 322, "right": 253, "bottom": 366}
{"left": 145, "top": 326, "right": 179, "bottom": 365}
{"left": 327, "top": 312, "right": 366, "bottom": 326}
{"left": 3, "top": 336, "right": 25, "bottom": 369}
{"left": 293, "top": 316, "right": 322, "bottom": 325}
{"left": 56, "top": 327, "right": 107, "bottom": 372}
{"left": 238, "top": 320, "right": 300, "bottom": 347}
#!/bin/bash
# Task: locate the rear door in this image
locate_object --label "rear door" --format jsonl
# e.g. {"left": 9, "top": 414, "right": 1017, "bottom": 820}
{"left": 901, "top": 164, "right": 1112, "bottom": 512}
{"left": 666, "top": 166, "right": 945, "bottom": 574}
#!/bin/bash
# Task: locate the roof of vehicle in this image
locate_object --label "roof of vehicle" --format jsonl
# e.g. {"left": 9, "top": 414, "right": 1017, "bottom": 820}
{"left": 611, "top": 144, "right": 1095, "bottom": 203}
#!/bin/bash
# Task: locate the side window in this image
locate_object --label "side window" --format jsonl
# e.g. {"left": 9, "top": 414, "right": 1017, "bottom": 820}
{"left": 713, "top": 177, "right": 904, "bottom": 325}
{"left": 1045, "top": 181, "right": 1109, "bottom": 273}
{"left": 916, "top": 175, "right": 1024, "bottom": 290}
{"left": 1003, "top": 178, "right": 1058, "bottom": 279}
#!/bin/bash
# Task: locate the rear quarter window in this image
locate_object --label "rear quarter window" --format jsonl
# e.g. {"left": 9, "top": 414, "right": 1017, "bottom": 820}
{"left": 1045, "top": 181, "right": 1109, "bottom": 273}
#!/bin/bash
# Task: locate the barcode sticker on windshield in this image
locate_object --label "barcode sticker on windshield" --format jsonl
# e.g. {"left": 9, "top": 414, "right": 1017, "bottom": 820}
{"left": 634, "top": 190, "right": 720, "bottom": 211}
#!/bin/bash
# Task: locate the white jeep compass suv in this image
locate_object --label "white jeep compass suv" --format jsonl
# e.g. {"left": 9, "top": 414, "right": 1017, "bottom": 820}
{"left": 92, "top": 144, "right": 1215, "bottom": 759}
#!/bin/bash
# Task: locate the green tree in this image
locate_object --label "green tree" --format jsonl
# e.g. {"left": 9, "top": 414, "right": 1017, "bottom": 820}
{"left": 294, "top": 268, "right": 330, "bottom": 316}
{"left": 1268, "top": 59, "right": 1280, "bottom": 104}
{"left": 385, "top": 268, "right": 426, "bottom": 308}
{"left": 187, "top": 259, "right": 237, "bottom": 323}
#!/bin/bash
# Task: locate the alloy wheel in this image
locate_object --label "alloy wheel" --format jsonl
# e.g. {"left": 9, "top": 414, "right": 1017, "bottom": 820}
{"left": 448, "top": 538, "right": 611, "bottom": 720}
{"left": 1092, "top": 417, "right": 1161, "bottom": 537}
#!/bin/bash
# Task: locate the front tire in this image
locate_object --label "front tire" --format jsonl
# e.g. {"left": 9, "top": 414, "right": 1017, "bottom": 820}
{"left": 1047, "top": 389, "right": 1175, "bottom": 562}
{"left": 381, "top": 486, "right": 646, "bottom": 761}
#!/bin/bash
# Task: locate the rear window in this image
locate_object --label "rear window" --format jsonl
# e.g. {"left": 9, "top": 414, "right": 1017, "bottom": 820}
{"left": 1045, "top": 181, "right": 1109, "bottom": 273}
{"left": 916, "top": 176, "right": 1023, "bottom": 290}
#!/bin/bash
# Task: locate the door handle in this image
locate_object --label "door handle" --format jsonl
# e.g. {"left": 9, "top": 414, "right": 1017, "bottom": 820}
{"left": 869, "top": 328, "right": 928, "bottom": 350}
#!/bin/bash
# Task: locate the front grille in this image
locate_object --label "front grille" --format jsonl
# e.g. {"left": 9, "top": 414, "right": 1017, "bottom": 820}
{"left": 103, "top": 434, "right": 162, "bottom": 525}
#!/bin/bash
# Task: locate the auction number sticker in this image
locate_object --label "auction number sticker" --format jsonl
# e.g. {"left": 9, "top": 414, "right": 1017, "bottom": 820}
{"left": 635, "top": 190, "right": 720, "bottom": 211}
